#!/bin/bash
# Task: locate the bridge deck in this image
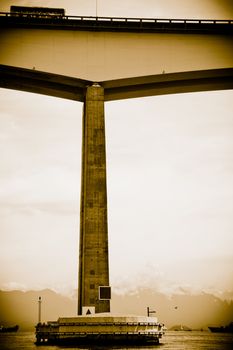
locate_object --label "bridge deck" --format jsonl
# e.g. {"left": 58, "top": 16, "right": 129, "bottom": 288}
{"left": 0, "top": 12, "right": 232, "bottom": 98}
{"left": 0, "top": 12, "right": 233, "bottom": 34}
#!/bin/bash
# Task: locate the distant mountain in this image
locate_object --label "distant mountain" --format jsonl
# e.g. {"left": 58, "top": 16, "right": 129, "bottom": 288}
{"left": 0, "top": 288, "right": 232, "bottom": 330}
{"left": 111, "top": 288, "right": 233, "bottom": 329}
{"left": 0, "top": 289, "right": 77, "bottom": 330}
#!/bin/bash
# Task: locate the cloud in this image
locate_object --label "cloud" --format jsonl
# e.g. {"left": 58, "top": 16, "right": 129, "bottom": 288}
{"left": 1, "top": 281, "right": 28, "bottom": 291}
{"left": 0, "top": 166, "right": 80, "bottom": 213}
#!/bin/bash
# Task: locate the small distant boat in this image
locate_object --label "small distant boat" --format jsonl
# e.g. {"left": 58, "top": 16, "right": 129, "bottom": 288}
{"left": 208, "top": 322, "right": 233, "bottom": 333}
{"left": 169, "top": 324, "right": 192, "bottom": 331}
{"left": 0, "top": 325, "right": 19, "bottom": 333}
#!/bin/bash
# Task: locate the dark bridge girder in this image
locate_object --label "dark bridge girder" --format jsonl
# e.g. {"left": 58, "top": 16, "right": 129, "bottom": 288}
{"left": 0, "top": 13, "right": 233, "bottom": 34}
{"left": 0, "top": 64, "right": 233, "bottom": 101}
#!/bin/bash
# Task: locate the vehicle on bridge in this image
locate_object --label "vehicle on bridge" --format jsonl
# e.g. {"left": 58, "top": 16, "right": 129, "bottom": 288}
{"left": 10, "top": 6, "right": 65, "bottom": 18}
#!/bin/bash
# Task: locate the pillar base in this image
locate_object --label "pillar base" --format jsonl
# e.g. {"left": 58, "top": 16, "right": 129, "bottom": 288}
{"left": 35, "top": 314, "right": 165, "bottom": 345}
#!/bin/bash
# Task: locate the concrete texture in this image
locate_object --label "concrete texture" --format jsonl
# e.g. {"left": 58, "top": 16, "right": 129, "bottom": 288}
{"left": 78, "top": 84, "right": 110, "bottom": 315}
{"left": 0, "top": 28, "right": 232, "bottom": 82}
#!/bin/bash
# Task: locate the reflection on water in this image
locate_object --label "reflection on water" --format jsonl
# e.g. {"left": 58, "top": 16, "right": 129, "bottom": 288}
{"left": 0, "top": 331, "right": 233, "bottom": 350}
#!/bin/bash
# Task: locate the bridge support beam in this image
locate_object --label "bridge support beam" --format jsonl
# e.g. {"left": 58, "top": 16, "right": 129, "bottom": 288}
{"left": 78, "top": 84, "right": 110, "bottom": 315}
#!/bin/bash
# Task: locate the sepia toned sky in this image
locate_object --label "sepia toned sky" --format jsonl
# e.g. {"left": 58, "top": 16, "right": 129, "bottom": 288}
{"left": 0, "top": 0, "right": 233, "bottom": 298}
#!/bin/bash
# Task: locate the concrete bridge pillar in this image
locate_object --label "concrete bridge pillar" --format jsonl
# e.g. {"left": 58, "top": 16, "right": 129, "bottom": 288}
{"left": 78, "top": 83, "right": 110, "bottom": 315}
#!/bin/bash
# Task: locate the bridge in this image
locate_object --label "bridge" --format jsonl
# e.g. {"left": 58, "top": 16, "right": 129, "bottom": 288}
{"left": 0, "top": 13, "right": 233, "bottom": 99}
{"left": 0, "top": 12, "right": 233, "bottom": 316}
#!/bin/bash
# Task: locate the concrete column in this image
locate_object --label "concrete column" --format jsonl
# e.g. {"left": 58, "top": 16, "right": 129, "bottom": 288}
{"left": 78, "top": 84, "right": 110, "bottom": 315}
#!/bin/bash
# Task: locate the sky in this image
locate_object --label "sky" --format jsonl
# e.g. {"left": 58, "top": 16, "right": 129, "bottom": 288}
{"left": 0, "top": 0, "right": 233, "bottom": 299}
{"left": 1, "top": 0, "right": 233, "bottom": 18}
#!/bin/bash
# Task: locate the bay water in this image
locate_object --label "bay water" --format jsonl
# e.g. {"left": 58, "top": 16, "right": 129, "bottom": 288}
{"left": 0, "top": 331, "right": 233, "bottom": 350}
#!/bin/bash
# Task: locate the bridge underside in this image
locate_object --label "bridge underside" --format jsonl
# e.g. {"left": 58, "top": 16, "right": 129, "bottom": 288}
{"left": 0, "top": 64, "right": 232, "bottom": 101}
{"left": 1, "top": 17, "right": 232, "bottom": 83}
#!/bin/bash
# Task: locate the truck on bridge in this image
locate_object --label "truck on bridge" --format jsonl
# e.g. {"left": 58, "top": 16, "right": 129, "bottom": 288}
{"left": 10, "top": 5, "right": 65, "bottom": 18}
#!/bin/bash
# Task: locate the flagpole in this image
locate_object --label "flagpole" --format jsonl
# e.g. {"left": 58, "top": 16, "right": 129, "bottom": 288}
{"left": 38, "top": 296, "right": 42, "bottom": 324}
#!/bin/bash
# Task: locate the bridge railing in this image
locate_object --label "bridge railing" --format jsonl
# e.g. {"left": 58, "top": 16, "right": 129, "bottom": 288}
{"left": 0, "top": 11, "right": 232, "bottom": 25}
{"left": 1, "top": 12, "right": 232, "bottom": 34}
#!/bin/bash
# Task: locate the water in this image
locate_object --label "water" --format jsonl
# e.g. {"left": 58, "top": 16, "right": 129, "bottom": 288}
{"left": 0, "top": 331, "right": 233, "bottom": 350}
